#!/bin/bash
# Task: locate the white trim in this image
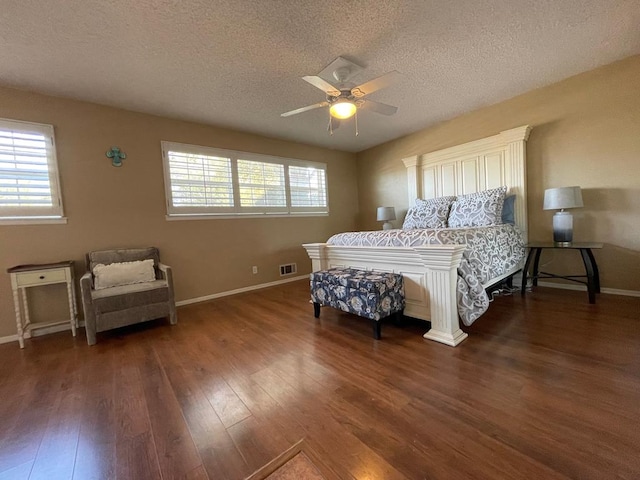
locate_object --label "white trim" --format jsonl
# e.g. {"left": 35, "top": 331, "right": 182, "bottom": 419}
{"left": 537, "top": 281, "right": 640, "bottom": 297}
{"left": 165, "top": 212, "right": 328, "bottom": 221}
{"left": 0, "top": 216, "right": 67, "bottom": 226}
{"left": 4, "top": 278, "right": 635, "bottom": 345}
{"left": 0, "top": 322, "right": 74, "bottom": 346}
{"left": 176, "top": 274, "right": 308, "bottom": 306}
{"left": 0, "top": 334, "right": 18, "bottom": 345}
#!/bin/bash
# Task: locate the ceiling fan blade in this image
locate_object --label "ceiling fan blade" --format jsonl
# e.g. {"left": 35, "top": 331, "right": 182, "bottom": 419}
{"left": 361, "top": 99, "right": 398, "bottom": 116}
{"left": 302, "top": 76, "right": 341, "bottom": 96}
{"left": 281, "top": 101, "right": 329, "bottom": 117}
{"left": 350, "top": 70, "right": 401, "bottom": 98}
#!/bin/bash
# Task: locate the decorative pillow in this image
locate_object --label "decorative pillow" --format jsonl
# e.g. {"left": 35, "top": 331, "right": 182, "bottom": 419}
{"left": 448, "top": 186, "right": 508, "bottom": 228}
{"left": 502, "top": 194, "right": 516, "bottom": 224}
{"left": 402, "top": 196, "right": 456, "bottom": 229}
{"left": 93, "top": 259, "right": 156, "bottom": 290}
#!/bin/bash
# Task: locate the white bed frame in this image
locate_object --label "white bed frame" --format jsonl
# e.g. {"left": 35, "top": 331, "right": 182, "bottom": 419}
{"left": 304, "top": 126, "right": 531, "bottom": 346}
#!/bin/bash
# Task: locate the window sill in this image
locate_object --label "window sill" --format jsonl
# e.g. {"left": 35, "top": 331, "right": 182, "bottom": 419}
{"left": 165, "top": 213, "right": 329, "bottom": 221}
{"left": 0, "top": 217, "right": 68, "bottom": 226}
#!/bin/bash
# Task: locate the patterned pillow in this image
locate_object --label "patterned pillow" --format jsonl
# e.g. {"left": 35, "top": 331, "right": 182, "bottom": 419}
{"left": 448, "top": 186, "right": 508, "bottom": 228}
{"left": 402, "top": 196, "right": 456, "bottom": 229}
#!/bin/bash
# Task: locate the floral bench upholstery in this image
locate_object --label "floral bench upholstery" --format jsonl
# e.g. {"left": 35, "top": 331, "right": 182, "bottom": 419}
{"left": 310, "top": 267, "right": 405, "bottom": 339}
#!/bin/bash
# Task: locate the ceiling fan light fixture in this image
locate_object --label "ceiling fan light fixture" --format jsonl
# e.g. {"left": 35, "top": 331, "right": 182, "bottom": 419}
{"left": 329, "top": 99, "right": 357, "bottom": 119}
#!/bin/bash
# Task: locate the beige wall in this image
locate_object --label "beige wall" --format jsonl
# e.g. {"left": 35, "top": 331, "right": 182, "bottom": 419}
{"left": 0, "top": 88, "right": 359, "bottom": 338}
{"left": 356, "top": 55, "right": 640, "bottom": 292}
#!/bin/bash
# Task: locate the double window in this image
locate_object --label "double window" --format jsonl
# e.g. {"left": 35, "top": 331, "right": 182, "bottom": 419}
{"left": 0, "top": 118, "right": 64, "bottom": 222}
{"left": 161, "top": 141, "right": 328, "bottom": 218}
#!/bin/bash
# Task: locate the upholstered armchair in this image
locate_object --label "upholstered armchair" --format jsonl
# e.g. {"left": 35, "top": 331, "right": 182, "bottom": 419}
{"left": 80, "top": 247, "right": 177, "bottom": 345}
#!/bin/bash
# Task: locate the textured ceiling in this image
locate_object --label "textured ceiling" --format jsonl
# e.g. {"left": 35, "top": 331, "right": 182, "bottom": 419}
{"left": 1, "top": 0, "right": 640, "bottom": 152}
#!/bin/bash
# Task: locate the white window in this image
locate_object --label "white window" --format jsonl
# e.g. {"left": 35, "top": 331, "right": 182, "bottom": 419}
{"left": 162, "top": 141, "right": 328, "bottom": 218}
{"left": 0, "top": 118, "right": 65, "bottom": 223}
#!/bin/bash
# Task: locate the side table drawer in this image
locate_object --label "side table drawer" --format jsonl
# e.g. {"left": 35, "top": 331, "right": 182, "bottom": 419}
{"left": 16, "top": 268, "right": 67, "bottom": 287}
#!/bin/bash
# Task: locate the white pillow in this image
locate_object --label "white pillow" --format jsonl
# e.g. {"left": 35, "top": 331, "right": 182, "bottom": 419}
{"left": 93, "top": 259, "right": 156, "bottom": 290}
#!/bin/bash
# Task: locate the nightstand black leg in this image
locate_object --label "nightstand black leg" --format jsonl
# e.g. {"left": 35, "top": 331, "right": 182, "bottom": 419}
{"left": 585, "top": 248, "right": 601, "bottom": 293}
{"left": 580, "top": 249, "right": 597, "bottom": 304}
{"left": 522, "top": 248, "right": 536, "bottom": 295}
{"left": 532, "top": 248, "right": 543, "bottom": 286}
{"left": 313, "top": 302, "right": 320, "bottom": 318}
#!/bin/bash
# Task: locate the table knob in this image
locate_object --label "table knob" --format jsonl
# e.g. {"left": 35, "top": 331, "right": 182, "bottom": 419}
{"left": 39, "top": 275, "right": 45, "bottom": 279}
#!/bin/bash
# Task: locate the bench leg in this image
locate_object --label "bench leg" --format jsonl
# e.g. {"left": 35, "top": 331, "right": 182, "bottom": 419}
{"left": 372, "top": 320, "right": 381, "bottom": 340}
{"left": 313, "top": 302, "right": 321, "bottom": 318}
{"left": 392, "top": 310, "right": 405, "bottom": 326}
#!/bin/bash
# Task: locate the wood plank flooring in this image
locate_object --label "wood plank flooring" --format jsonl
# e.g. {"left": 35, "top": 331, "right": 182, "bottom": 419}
{"left": 0, "top": 280, "right": 639, "bottom": 479}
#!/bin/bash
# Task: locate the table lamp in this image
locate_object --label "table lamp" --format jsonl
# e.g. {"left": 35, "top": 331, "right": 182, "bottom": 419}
{"left": 543, "top": 186, "right": 583, "bottom": 246}
{"left": 376, "top": 206, "right": 396, "bottom": 230}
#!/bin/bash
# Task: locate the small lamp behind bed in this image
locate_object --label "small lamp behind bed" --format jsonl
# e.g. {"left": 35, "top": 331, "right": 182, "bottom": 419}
{"left": 377, "top": 206, "right": 396, "bottom": 230}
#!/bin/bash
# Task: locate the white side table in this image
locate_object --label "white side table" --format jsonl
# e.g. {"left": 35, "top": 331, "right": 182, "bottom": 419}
{"left": 7, "top": 261, "right": 78, "bottom": 348}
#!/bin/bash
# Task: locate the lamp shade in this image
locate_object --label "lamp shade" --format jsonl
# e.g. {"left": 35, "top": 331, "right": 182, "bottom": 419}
{"left": 543, "top": 186, "right": 583, "bottom": 210}
{"left": 376, "top": 206, "right": 396, "bottom": 221}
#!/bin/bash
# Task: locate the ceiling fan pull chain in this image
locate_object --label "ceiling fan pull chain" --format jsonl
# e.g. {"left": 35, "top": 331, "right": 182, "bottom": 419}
{"left": 355, "top": 111, "right": 359, "bottom": 136}
{"left": 328, "top": 115, "right": 333, "bottom": 135}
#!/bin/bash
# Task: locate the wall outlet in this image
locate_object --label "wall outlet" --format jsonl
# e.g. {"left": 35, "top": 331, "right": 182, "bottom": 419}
{"left": 252, "top": 266, "right": 258, "bottom": 274}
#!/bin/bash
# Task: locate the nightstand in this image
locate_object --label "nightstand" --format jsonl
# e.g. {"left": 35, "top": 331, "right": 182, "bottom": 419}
{"left": 7, "top": 261, "right": 78, "bottom": 348}
{"left": 521, "top": 242, "right": 603, "bottom": 304}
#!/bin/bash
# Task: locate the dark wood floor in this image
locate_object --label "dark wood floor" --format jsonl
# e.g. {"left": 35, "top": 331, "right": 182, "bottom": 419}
{"left": 0, "top": 280, "right": 639, "bottom": 480}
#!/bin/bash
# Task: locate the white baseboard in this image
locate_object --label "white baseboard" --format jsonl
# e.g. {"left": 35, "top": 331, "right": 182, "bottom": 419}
{"left": 2, "top": 276, "right": 635, "bottom": 345}
{"left": 176, "top": 274, "right": 308, "bottom": 307}
{"left": 0, "top": 277, "right": 308, "bottom": 345}
{"left": 0, "top": 322, "right": 75, "bottom": 346}
{"left": 537, "top": 281, "right": 640, "bottom": 297}
{"left": 0, "top": 334, "right": 18, "bottom": 345}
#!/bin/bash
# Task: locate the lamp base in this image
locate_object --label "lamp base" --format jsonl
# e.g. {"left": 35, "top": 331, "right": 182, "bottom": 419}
{"left": 554, "top": 241, "right": 572, "bottom": 247}
{"left": 553, "top": 211, "right": 574, "bottom": 245}
{"left": 382, "top": 222, "right": 393, "bottom": 230}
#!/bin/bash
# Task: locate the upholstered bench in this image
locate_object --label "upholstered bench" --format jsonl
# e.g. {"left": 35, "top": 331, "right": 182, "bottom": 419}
{"left": 310, "top": 267, "right": 405, "bottom": 339}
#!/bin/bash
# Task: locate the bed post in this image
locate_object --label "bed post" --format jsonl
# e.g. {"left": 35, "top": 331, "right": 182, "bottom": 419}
{"left": 414, "top": 245, "right": 468, "bottom": 346}
{"left": 302, "top": 243, "right": 329, "bottom": 271}
{"left": 500, "top": 125, "right": 531, "bottom": 244}
{"left": 402, "top": 155, "right": 420, "bottom": 205}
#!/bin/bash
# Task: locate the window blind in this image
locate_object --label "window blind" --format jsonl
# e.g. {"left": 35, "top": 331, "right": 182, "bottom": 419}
{"left": 289, "top": 165, "right": 327, "bottom": 210}
{"left": 238, "top": 159, "right": 286, "bottom": 211}
{"left": 0, "top": 119, "right": 63, "bottom": 219}
{"left": 166, "top": 150, "right": 233, "bottom": 213}
{"left": 162, "top": 141, "right": 328, "bottom": 217}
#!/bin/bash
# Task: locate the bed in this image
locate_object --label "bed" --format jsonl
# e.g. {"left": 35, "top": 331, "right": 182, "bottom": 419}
{"left": 303, "top": 125, "right": 531, "bottom": 346}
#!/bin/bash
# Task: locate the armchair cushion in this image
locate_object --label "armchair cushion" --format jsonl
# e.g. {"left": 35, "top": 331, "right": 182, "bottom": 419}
{"left": 91, "top": 280, "right": 169, "bottom": 313}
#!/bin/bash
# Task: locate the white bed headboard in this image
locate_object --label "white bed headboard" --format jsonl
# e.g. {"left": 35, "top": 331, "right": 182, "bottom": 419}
{"left": 402, "top": 125, "right": 531, "bottom": 243}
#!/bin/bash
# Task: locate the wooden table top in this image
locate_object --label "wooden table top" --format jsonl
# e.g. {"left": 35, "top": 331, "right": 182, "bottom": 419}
{"left": 7, "top": 260, "right": 74, "bottom": 274}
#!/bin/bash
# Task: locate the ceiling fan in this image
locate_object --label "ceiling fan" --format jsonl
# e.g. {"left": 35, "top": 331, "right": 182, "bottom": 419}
{"left": 281, "top": 57, "right": 401, "bottom": 132}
